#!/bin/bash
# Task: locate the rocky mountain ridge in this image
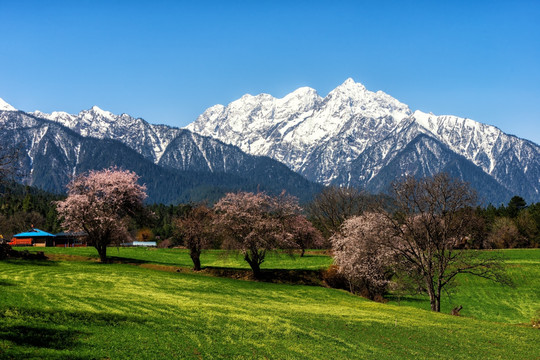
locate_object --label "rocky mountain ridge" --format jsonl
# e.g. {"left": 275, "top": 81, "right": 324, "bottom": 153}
{"left": 0, "top": 107, "right": 321, "bottom": 203}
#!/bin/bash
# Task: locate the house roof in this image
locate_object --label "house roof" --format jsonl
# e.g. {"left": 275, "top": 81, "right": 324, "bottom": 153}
{"left": 13, "top": 228, "right": 55, "bottom": 238}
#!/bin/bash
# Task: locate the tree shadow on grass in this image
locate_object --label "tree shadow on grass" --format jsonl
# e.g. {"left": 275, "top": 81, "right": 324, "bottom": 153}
{"left": 0, "top": 307, "right": 146, "bottom": 359}
{"left": 107, "top": 256, "right": 151, "bottom": 265}
{"left": 202, "top": 266, "right": 325, "bottom": 286}
{"left": 2, "top": 258, "right": 58, "bottom": 266}
{"left": 0, "top": 279, "right": 18, "bottom": 286}
{"left": 0, "top": 325, "right": 86, "bottom": 351}
{"left": 1, "top": 306, "right": 147, "bottom": 326}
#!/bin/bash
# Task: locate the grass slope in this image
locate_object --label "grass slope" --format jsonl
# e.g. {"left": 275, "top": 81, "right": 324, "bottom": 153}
{"left": 1, "top": 252, "right": 539, "bottom": 359}
{"left": 26, "top": 247, "right": 540, "bottom": 324}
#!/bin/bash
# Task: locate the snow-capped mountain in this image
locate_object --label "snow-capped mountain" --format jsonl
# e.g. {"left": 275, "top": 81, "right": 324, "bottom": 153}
{"left": 187, "top": 79, "right": 540, "bottom": 203}
{"left": 32, "top": 106, "right": 181, "bottom": 164}
{"left": 0, "top": 101, "right": 321, "bottom": 203}
{"left": 2, "top": 77, "right": 539, "bottom": 205}
{"left": 0, "top": 98, "right": 16, "bottom": 111}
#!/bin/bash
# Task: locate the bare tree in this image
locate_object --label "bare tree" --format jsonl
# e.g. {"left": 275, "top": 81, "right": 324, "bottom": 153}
{"left": 56, "top": 167, "right": 147, "bottom": 262}
{"left": 213, "top": 191, "right": 300, "bottom": 277}
{"left": 307, "top": 186, "right": 372, "bottom": 239}
{"left": 378, "top": 173, "right": 510, "bottom": 312}
{"left": 174, "top": 204, "right": 215, "bottom": 271}
{"left": 488, "top": 217, "right": 524, "bottom": 248}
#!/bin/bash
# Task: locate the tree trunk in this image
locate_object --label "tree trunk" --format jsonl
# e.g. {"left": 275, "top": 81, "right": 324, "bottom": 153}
{"left": 435, "top": 282, "right": 442, "bottom": 312}
{"left": 245, "top": 250, "right": 263, "bottom": 278}
{"left": 300, "top": 247, "right": 305, "bottom": 257}
{"left": 95, "top": 244, "right": 107, "bottom": 263}
{"left": 248, "top": 260, "right": 261, "bottom": 278}
{"left": 426, "top": 278, "right": 439, "bottom": 312}
{"left": 190, "top": 249, "right": 201, "bottom": 271}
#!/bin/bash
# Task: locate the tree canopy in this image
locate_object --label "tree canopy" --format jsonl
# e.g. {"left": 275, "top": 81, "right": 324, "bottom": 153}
{"left": 213, "top": 191, "right": 302, "bottom": 277}
{"left": 56, "top": 167, "right": 147, "bottom": 262}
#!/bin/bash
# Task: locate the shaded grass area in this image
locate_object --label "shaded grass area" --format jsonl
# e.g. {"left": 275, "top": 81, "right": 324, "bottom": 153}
{"left": 388, "top": 249, "right": 540, "bottom": 324}
{"left": 28, "top": 246, "right": 333, "bottom": 270}
{"left": 1, "top": 258, "right": 539, "bottom": 359}
{"left": 31, "top": 247, "right": 332, "bottom": 286}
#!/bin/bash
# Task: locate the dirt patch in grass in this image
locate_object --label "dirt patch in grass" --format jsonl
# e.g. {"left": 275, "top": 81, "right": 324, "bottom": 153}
{"left": 140, "top": 263, "right": 186, "bottom": 273}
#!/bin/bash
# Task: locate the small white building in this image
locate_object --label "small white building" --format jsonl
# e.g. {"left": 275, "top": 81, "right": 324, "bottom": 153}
{"left": 121, "top": 241, "right": 157, "bottom": 247}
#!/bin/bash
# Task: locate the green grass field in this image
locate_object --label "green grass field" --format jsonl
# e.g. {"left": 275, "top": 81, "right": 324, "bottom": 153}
{"left": 1, "top": 247, "right": 538, "bottom": 359}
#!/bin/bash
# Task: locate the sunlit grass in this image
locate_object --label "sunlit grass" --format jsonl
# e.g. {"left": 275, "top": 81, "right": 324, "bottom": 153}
{"left": 27, "top": 247, "right": 540, "bottom": 324}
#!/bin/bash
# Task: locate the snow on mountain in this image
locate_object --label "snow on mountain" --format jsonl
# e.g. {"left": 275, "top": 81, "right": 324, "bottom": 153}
{"left": 0, "top": 98, "right": 16, "bottom": 111}
{"left": 31, "top": 106, "right": 183, "bottom": 163}
{"left": 188, "top": 78, "right": 413, "bottom": 182}
{"left": 0, "top": 109, "right": 321, "bottom": 203}
{"left": 187, "top": 78, "right": 540, "bottom": 203}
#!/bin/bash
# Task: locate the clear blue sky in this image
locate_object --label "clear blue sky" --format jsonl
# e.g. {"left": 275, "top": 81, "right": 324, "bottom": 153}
{"left": 1, "top": 0, "right": 539, "bottom": 144}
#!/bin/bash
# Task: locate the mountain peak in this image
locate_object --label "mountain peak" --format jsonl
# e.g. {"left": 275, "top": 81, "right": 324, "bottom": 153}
{"left": 87, "top": 105, "right": 115, "bottom": 120}
{"left": 338, "top": 77, "right": 366, "bottom": 90}
{"left": 0, "top": 97, "right": 16, "bottom": 111}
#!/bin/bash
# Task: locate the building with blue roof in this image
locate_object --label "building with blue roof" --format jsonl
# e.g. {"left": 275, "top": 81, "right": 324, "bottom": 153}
{"left": 10, "top": 228, "right": 55, "bottom": 247}
{"left": 9, "top": 228, "right": 87, "bottom": 247}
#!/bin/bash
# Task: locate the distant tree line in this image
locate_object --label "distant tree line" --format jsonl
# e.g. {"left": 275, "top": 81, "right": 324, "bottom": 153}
{"left": 472, "top": 196, "right": 540, "bottom": 249}
{"left": 2, "top": 179, "right": 539, "bottom": 252}
{"left": 306, "top": 186, "right": 540, "bottom": 250}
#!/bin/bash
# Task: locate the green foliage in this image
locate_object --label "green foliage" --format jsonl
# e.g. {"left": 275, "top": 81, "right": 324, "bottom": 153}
{"left": 0, "top": 250, "right": 538, "bottom": 359}
{"left": 475, "top": 198, "right": 540, "bottom": 248}
{"left": 142, "top": 203, "right": 192, "bottom": 241}
{"left": 0, "top": 183, "right": 64, "bottom": 237}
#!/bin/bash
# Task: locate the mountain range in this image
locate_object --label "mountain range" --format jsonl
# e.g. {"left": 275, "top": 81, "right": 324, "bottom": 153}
{"left": 188, "top": 78, "right": 540, "bottom": 204}
{"left": 1, "top": 78, "right": 539, "bottom": 205}
{"left": 0, "top": 108, "right": 321, "bottom": 204}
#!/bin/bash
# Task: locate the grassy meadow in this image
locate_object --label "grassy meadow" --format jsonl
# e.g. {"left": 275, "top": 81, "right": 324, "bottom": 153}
{"left": 0, "top": 247, "right": 538, "bottom": 359}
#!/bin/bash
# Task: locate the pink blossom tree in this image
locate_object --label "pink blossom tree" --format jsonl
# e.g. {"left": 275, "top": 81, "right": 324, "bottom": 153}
{"left": 174, "top": 204, "right": 215, "bottom": 271}
{"left": 56, "top": 167, "right": 147, "bottom": 262}
{"left": 288, "top": 215, "right": 325, "bottom": 257}
{"left": 330, "top": 212, "right": 397, "bottom": 299}
{"left": 213, "top": 191, "right": 301, "bottom": 278}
